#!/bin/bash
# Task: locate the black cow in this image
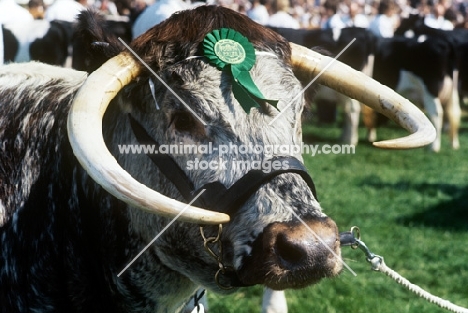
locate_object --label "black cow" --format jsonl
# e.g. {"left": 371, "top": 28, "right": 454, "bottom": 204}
{"left": 269, "top": 27, "right": 376, "bottom": 77}
{"left": 30, "top": 20, "right": 74, "bottom": 66}
{"left": 72, "top": 15, "right": 132, "bottom": 71}
{"left": 396, "top": 13, "right": 468, "bottom": 102}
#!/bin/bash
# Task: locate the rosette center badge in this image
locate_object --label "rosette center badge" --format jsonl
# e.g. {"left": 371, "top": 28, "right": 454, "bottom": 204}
{"left": 214, "top": 39, "right": 246, "bottom": 65}
{"left": 203, "top": 28, "right": 278, "bottom": 113}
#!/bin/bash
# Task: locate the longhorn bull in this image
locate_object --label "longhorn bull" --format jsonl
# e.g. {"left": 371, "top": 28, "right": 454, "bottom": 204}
{"left": 0, "top": 6, "right": 435, "bottom": 313}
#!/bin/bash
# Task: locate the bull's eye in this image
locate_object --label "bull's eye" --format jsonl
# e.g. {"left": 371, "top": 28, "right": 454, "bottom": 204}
{"left": 171, "top": 111, "right": 196, "bottom": 132}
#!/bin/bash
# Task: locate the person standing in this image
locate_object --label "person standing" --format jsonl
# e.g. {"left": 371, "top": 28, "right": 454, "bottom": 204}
{"left": 132, "top": 0, "right": 189, "bottom": 38}
{"left": 321, "top": 0, "right": 346, "bottom": 29}
{"left": 44, "top": 0, "right": 87, "bottom": 22}
{"left": 344, "top": 1, "right": 370, "bottom": 28}
{"left": 368, "top": 0, "right": 398, "bottom": 37}
{"left": 28, "top": 0, "right": 45, "bottom": 20}
{"left": 0, "top": 0, "right": 34, "bottom": 27}
{"left": 248, "top": 0, "right": 270, "bottom": 25}
{"left": 268, "top": 0, "right": 300, "bottom": 29}
{"left": 424, "top": 1, "right": 454, "bottom": 30}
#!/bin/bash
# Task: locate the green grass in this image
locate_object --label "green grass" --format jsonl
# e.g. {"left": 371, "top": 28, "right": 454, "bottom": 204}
{"left": 207, "top": 114, "right": 468, "bottom": 313}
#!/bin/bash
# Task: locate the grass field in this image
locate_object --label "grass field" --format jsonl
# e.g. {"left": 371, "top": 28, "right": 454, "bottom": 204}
{"left": 207, "top": 111, "right": 468, "bottom": 313}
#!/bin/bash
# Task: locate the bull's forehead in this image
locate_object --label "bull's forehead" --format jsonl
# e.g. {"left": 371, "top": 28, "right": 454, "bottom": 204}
{"left": 168, "top": 54, "right": 304, "bottom": 145}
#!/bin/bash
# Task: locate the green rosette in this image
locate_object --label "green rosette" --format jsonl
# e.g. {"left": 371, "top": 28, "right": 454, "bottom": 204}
{"left": 203, "top": 28, "right": 278, "bottom": 113}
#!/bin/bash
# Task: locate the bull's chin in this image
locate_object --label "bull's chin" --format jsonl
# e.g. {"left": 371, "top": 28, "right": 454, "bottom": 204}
{"left": 236, "top": 260, "right": 342, "bottom": 290}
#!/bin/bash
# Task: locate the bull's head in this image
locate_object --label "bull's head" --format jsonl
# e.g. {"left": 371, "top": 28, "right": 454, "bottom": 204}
{"left": 67, "top": 6, "right": 435, "bottom": 294}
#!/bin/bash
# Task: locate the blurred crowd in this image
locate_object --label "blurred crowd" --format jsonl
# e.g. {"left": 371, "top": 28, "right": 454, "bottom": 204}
{"left": 1, "top": 0, "right": 468, "bottom": 36}
{"left": 243, "top": 0, "right": 467, "bottom": 31}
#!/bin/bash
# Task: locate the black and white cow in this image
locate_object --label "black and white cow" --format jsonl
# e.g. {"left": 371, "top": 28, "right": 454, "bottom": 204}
{"left": 2, "top": 14, "right": 131, "bottom": 68}
{"left": 2, "top": 19, "right": 74, "bottom": 66}
{"left": 269, "top": 26, "right": 376, "bottom": 145}
{"left": 365, "top": 16, "right": 464, "bottom": 151}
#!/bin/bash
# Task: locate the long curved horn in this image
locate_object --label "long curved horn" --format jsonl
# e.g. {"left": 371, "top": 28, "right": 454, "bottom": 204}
{"left": 290, "top": 43, "right": 436, "bottom": 149}
{"left": 67, "top": 52, "right": 230, "bottom": 225}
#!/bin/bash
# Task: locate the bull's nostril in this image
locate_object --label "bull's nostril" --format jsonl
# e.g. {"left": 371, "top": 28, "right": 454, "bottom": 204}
{"left": 276, "top": 233, "right": 307, "bottom": 266}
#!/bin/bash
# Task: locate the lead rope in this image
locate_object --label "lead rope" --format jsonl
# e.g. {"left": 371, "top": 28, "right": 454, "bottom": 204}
{"left": 342, "top": 227, "right": 468, "bottom": 313}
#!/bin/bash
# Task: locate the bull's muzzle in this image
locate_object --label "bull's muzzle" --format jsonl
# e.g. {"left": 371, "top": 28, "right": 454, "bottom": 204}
{"left": 237, "top": 216, "right": 342, "bottom": 290}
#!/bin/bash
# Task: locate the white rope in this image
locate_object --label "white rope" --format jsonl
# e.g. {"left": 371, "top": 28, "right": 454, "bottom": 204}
{"left": 370, "top": 256, "right": 468, "bottom": 313}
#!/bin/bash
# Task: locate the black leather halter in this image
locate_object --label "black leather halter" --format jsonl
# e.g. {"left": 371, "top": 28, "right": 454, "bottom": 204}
{"left": 128, "top": 115, "right": 318, "bottom": 218}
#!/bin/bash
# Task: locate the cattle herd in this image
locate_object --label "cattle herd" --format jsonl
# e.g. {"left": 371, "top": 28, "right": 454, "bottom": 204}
{"left": 0, "top": 3, "right": 456, "bottom": 313}
{"left": 273, "top": 17, "right": 467, "bottom": 152}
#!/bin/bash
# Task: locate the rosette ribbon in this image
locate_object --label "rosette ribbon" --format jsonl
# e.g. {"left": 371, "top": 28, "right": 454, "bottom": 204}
{"left": 203, "top": 28, "right": 278, "bottom": 113}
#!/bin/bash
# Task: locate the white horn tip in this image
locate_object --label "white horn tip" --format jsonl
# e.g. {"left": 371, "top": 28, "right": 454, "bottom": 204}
{"left": 372, "top": 129, "right": 436, "bottom": 149}
{"left": 372, "top": 97, "right": 437, "bottom": 149}
{"left": 178, "top": 211, "right": 231, "bottom": 225}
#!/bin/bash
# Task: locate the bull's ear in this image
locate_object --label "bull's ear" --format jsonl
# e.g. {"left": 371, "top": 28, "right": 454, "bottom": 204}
{"left": 72, "top": 10, "right": 126, "bottom": 73}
